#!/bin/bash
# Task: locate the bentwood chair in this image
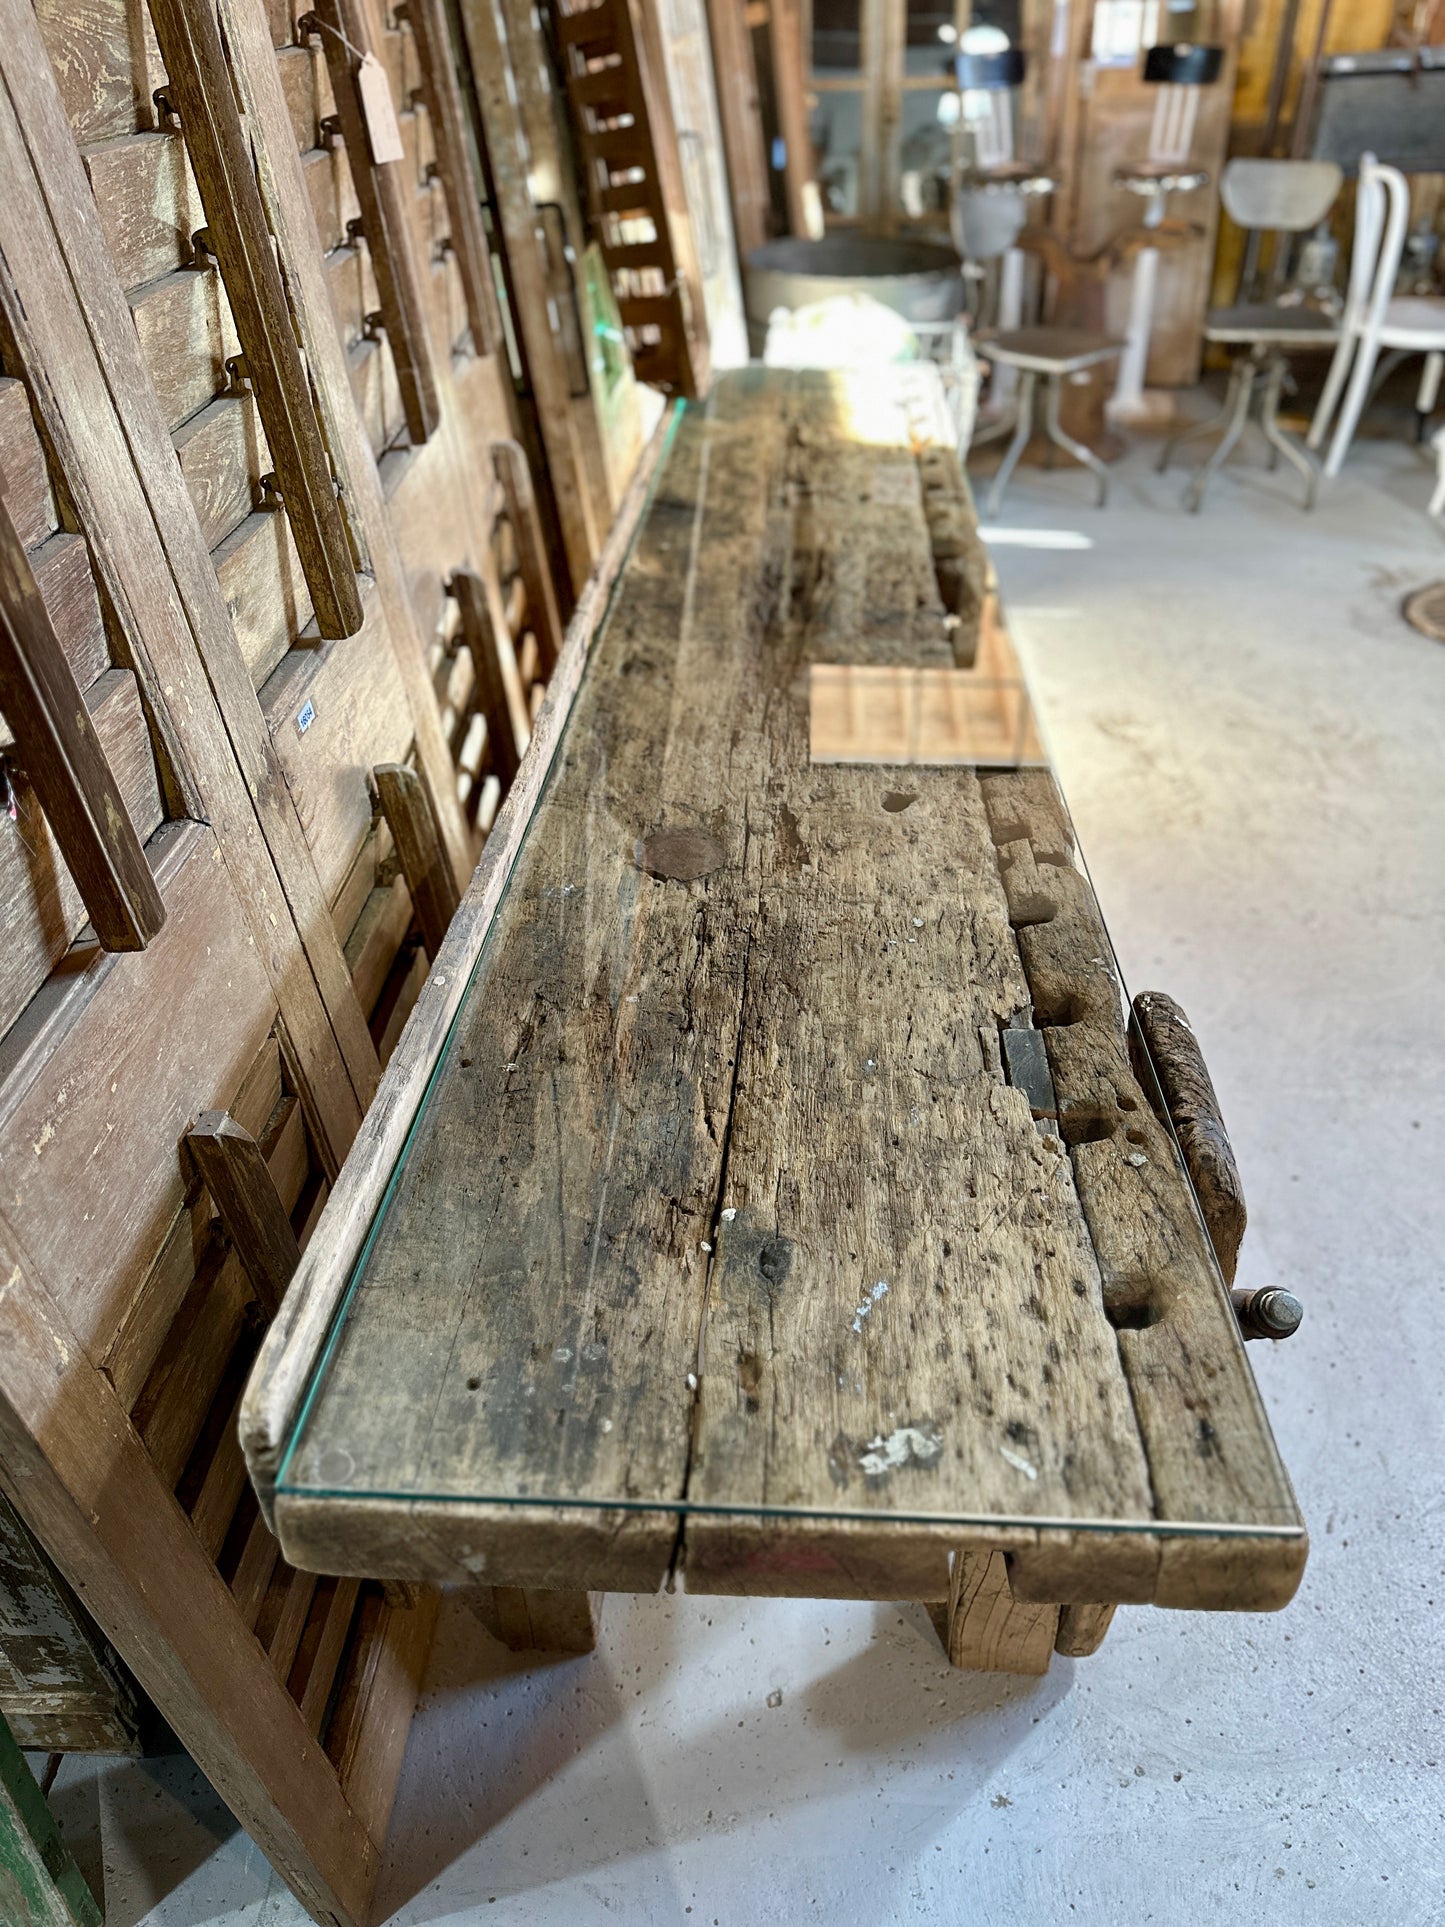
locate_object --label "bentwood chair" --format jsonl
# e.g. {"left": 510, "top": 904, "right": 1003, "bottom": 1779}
{"left": 1308, "top": 153, "right": 1445, "bottom": 478}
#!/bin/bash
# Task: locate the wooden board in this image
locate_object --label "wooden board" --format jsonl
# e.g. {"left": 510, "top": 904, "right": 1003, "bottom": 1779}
{"left": 268, "top": 369, "right": 1305, "bottom": 1612}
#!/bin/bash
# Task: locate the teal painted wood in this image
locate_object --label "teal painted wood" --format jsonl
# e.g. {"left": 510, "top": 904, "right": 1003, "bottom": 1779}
{"left": 0, "top": 1709, "right": 103, "bottom": 1927}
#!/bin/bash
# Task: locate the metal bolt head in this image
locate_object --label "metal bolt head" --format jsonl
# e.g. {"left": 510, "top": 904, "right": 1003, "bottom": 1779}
{"left": 1232, "top": 1285, "right": 1304, "bottom": 1341}
{"left": 1255, "top": 1289, "right": 1304, "bottom": 1338}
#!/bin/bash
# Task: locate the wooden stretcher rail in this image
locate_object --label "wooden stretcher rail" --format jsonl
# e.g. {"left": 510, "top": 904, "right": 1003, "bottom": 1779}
{"left": 241, "top": 402, "right": 681, "bottom": 1524}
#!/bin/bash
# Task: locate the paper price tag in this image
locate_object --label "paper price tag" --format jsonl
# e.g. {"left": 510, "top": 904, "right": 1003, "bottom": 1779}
{"left": 357, "top": 51, "right": 404, "bottom": 165}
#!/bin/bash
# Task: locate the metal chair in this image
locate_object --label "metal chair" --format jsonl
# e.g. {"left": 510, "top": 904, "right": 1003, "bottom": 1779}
{"left": 1307, "top": 152, "right": 1445, "bottom": 479}
{"left": 1158, "top": 157, "right": 1342, "bottom": 510}
{"left": 962, "top": 185, "right": 1125, "bottom": 515}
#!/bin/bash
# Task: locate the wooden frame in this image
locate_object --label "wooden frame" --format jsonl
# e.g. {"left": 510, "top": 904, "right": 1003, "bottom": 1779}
{"left": 705, "top": 0, "right": 772, "bottom": 257}
{"left": 147, "top": 0, "right": 366, "bottom": 640}
{"left": 307, "top": 0, "right": 443, "bottom": 445}
{"left": 456, "top": 0, "right": 604, "bottom": 596}
{"left": 0, "top": 2, "right": 515, "bottom": 1914}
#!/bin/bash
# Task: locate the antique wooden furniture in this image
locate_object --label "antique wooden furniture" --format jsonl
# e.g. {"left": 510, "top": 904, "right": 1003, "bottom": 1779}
{"left": 0, "top": 1711, "right": 102, "bottom": 1927}
{"left": 0, "top": 0, "right": 606, "bottom": 1917}
{"left": 246, "top": 367, "right": 1306, "bottom": 1677}
{"left": 554, "top": 0, "right": 712, "bottom": 399}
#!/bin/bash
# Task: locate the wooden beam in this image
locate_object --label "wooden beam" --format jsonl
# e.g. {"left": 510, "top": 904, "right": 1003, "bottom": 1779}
{"left": 374, "top": 764, "right": 462, "bottom": 959}
{"left": 307, "top": 0, "right": 441, "bottom": 446}
{"left": 187, "top": 1112, "right": 303, "bottom": 1321}
{"left": 1130, "top": 990, "right": 1247, "bottom": 1283}
{"left": 399, "top": 0, "right": 506, "bottom": 359}
{"left": 705, "top": 0, "right": 771, "bottom": 258}
{"left": 473, "top": 1586, "right": 600, "bottom": 1653}
{"left": 945, "top": 1551, "right": 1060, "bottom": 1676}
{"left": 767, "top": 0, "right": 815, "bottom": 237}
{"left": 146, "top": 0, "right": 364, "bottom": 641}
{"left": 0, "top": 493, "right": 165, "bottom": 951}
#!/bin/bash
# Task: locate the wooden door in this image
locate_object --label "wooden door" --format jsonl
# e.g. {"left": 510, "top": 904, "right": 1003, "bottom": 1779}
{"left": 0, "top": 0, "right": 572, "bottom": 1917}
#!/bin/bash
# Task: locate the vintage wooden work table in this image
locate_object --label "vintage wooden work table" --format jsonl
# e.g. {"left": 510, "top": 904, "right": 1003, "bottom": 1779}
{"left": 243, "top": 367, "right": 1305, "bottom": 1675}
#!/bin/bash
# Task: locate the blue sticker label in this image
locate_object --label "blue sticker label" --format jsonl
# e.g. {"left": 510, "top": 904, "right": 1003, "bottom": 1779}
{"left": 296, "top": 699, "right": 317, "bottom": 737}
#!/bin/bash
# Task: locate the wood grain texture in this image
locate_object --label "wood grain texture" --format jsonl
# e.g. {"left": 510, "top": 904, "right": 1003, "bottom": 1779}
{"left": 0, "top": 376, "right": 58, "bottom": 547}
{"left": 0, "top": 494, "right": 164, "bottom": 950}
{"left": 1054, "top": 1600, "right": 1116, "bottom": 1657}
{"left": 146, "top": 0, "right": 364, "bottom": 640}
{"left": 29, "top": 531, "right": 110, "bottom": 695}
{"left": 82, "top": 129, "right": 203, "bottom": 291}
{"left": 1131, "top": 989, "right": 1247, "bottom": 1284}
{"left": 308, "top": 0, "right": 440, "bottom": 446}
{"left": 268, "top": 371, "right": 1304, "bottom": 1615}
{"left": 945, "top": 1551, "right": 1059, "bottom": 1676}
{"left": 0, "top": 1229, "right": 379, "bottom": 1927}
{"left": 374, "top": 763, "right": 459, "bottom": 959}
{"left": 474, "top": 1586, "right": 600, "bottom": 1654}
{"left": 399, "top": 0, "right": 504, "bottom": 358}
{"left": 0, "top": 3, "right": 377, "bottom": 1160}
{"left": 450, "top": 567, "right": 522, "bottom": 790}
{"left": 244, "top": 404, "right": 679, "bottom": 1526}
{"left": 219, "top": 0, "right": 474, "bottom": 894}
{"left": 0, "top": 669, "right": 164, "bottom": 1041}
{"left": 456, "top": 0, "right": 599, "bottom": 594}
{"left": 0, "top": 1491, "right": 142, "bottom": 1756}
{"left": 187, "top": 1111, "right": 303, "bottom": 1319}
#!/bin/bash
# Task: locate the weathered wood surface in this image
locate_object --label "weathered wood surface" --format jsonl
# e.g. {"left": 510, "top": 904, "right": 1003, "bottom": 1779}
{"left": 147, "top": 0, "right": 364, "bottom": 641}
{"left": 0, "top": 494, "right": 165, "bottom": 951}
{"left": 270, "top": 369, "right": 1305, "bottom": 1614}
{"left": 0, "top": 1491, "right": 143, "bottom": 1755}
{"left": 1131, "top": 988, "right": 1247, "bottom": 1284}
{"left": 243, "top": 403, "right": 678, "bottom": 1526}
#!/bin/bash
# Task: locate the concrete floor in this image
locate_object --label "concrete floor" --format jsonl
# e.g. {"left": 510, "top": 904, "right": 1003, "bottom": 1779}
{"left": 43, "top": 409, "right": 1445, "bottom": 1926}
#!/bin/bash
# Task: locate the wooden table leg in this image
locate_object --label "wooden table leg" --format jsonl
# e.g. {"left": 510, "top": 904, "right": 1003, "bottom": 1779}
{"left": 1054, "top": 1602, "right": 1117, "bottom": 1658}
{"left": 944, "top": 1551, "right": 1060, "bottom": 1676}
{"left": 466, "top": 1587, "right": 601, "bottom": 1656}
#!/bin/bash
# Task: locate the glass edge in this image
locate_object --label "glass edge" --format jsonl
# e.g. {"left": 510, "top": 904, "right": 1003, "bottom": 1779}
{"left": 275, "top": 400, "right": 689, "bottom": 1493}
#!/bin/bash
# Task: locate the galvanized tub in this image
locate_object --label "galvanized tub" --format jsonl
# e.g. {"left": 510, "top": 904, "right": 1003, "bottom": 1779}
{"left": 744, "top": 236, "right": 965, "bottom": 353}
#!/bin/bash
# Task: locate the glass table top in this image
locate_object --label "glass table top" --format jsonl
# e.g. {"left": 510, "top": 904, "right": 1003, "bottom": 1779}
{"left": 274, "top": 370, "right": 1300, "bottom": 1571}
